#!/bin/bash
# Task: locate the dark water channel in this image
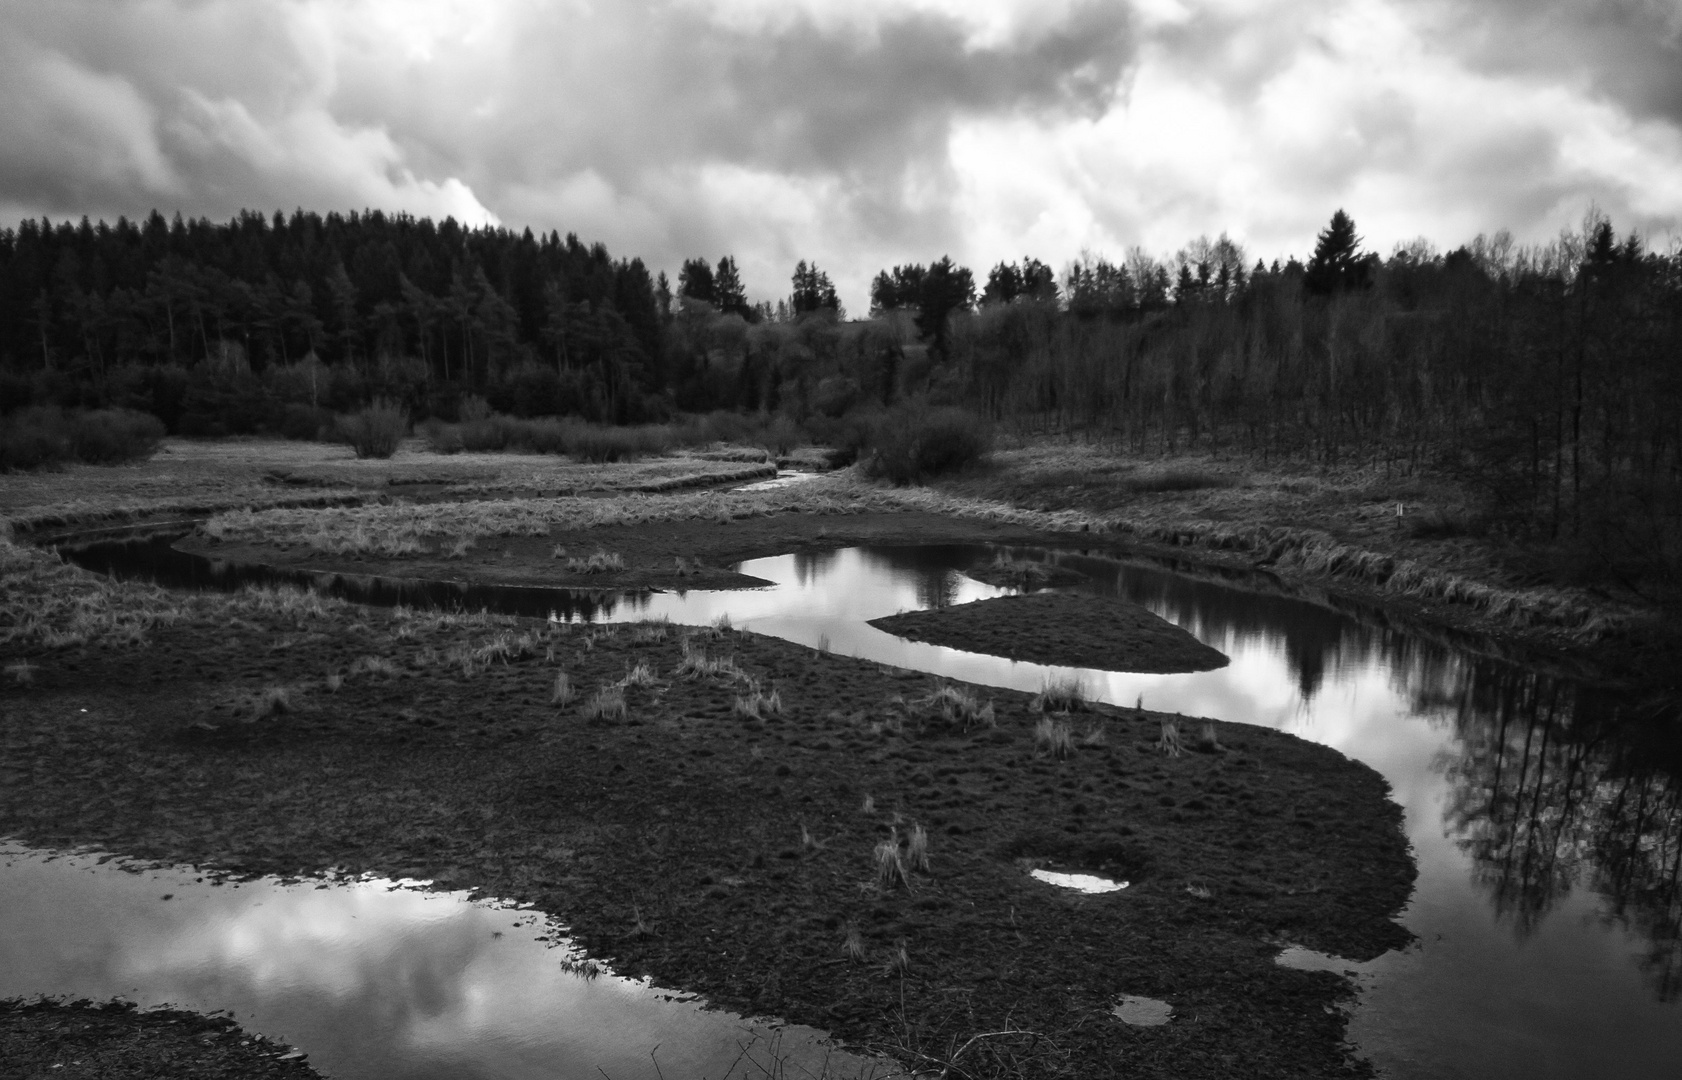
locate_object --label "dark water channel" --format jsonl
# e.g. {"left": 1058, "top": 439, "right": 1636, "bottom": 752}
{"left": 17, "top": 535, "right": 1682, "bottom": 1078}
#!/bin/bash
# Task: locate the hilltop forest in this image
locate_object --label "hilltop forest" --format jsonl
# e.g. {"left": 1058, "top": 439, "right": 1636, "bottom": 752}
{"left": 2, "top": 207, "right": 1681, "bottom": 591}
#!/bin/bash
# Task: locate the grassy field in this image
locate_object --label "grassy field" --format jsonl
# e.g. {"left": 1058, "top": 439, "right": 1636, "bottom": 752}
{"left": 0, "top": 437, "right": 776, "bottom": 536}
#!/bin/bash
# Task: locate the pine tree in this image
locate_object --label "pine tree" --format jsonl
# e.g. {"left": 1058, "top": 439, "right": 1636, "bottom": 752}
{"left": 1304, "top": 210, "right": 1371, "bottom": 295}
{"left": 714, "top": 256, "right": 749, "bottom": 319}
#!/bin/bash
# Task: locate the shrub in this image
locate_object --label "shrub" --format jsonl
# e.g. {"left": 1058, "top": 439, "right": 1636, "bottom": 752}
{"left": 0, "top": 406, "right": 164, "bottom": 470}
{"left": 417, "top": 417, "right": 464, "bottom": 454}
{"left": 862, "top": 404, "right": 991, "bottom": 485}
{"left": 71, "top": 408, "right": 167, "bottom": 463}
{"left": 337, "top": 398, "right": 408, "bottom": 459}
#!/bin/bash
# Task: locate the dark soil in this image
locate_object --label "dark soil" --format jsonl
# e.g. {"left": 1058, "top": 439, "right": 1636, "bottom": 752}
{"left": 0, "top": 520, "right": 1415, "bottom": 1080}
{"left": 0, "top": 999, "right": 321, "bottom": 1079}
{"left": 871, "top": 592, "right": 1231, "bottom": 674}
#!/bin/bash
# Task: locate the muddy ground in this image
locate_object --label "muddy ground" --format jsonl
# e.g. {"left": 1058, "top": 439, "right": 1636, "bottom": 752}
{"left": 2, "top": 509, "right": 1415, "bottom": 1080}
{"left": 870, "top": 592, "right": 1230, "bottom": 675}
{"left": 0, "top": 999, "right": 321, "bottom": 1079}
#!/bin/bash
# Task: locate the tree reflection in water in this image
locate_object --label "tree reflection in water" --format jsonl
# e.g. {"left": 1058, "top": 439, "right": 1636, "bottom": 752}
{"left": 1428, "top": 663, "right": 1680, "bottom": 1001}
{"left": 1055, "top": 546, "right": 1682, "bottom": 1003}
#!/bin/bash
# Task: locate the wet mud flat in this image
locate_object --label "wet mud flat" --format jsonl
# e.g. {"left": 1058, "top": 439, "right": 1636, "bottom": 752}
{"left": 0, "top": 999, "right": 321, "bottom": 1079}
{"left": 869, "top": 591, "right": 1231, "bottom": 675}
{"left": 0, "top": 554, "right": 1414, "bottom": 1079}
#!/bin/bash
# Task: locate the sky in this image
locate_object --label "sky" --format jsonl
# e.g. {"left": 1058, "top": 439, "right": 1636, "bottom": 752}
{"left": 2, "top": 0, "right": 1681, "bottom": 311}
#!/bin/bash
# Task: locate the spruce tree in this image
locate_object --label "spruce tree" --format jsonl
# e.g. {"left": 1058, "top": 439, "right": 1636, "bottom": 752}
{"left": 1304, "top": 209, "right": 1371, "bottom": 295}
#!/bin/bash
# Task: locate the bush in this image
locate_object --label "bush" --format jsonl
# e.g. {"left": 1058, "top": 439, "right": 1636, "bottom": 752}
{"left": 862, "top": 404, "right": 991, "bottom": 484}
{"left": 0, "top": 406, "right": 164, "bottom": 470}
{"left": 71, "top": 408, "right": 166, "bottom": 463}
{"left": 336, "top": 398, "right": 409, "bottom": 459}
{"left": 417, "top": 417, "right": 464, "bottom": 454}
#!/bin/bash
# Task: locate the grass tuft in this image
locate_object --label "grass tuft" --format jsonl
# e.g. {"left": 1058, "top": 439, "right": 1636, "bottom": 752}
{"left": 1033, "top": 673, "right": 1087, "bottom": 713}
{"left": 1157, "top": 717, "right": 1185, "bottom": 757}
{"left": 1033, "top": 717, "right": 1075, "bottom": 759}
{"left": 906, "top": 824, "right": 930, "bottom": 872}
{"left": 581, "top": 685, "right": 627, "bottom": 724}
{"left": 874, "top": 829, "right": 910, "bottom": 891}
{"left": 619, "top": 660, "right": 659, "bottom": 688}
{"left": 915, "top": 682, "right": 996, "bottom": 730}
{"left": 551, "top": 671, "right": 576, "bottom": 706}
{"left": 1194, "top": 721, "right": 1223, "bottom": 754}
{"left": 5, "top": 659, "right": 37, "bottom": 686}
{"left": 733, "top": 679, "right": 783, "bottom": 721}
{"left": 565, "top": 549, "right": 625, "bottom": 574}
{"left": 844, "top": 924, "right": 866, "bottom": 963}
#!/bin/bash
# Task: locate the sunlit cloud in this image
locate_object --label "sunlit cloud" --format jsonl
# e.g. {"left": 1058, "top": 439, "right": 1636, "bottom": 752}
{"left": 1, "top": 0, "right": 1679, "bottom": 311}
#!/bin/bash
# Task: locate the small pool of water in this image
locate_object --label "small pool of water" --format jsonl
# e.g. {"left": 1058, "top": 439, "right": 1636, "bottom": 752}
{"left": 0, "top": 845, "right": 894, "bottom": 1080}
{"left": 44, "top": 535, "right": 1682, "bottom": 1078}
{"left": 1029, "top": 870, "right": 1129, "bottom": 894}
{"left": 1111, "top": 996, "right": 1173, "bottom": 1026}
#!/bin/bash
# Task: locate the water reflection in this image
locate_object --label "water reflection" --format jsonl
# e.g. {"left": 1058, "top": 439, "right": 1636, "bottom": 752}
{"left": 0, "top": 847, "right": 890, "bottom": 1080}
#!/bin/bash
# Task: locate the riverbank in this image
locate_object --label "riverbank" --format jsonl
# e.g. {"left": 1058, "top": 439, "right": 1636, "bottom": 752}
{"left": 930, "top": 439, "right": 1682, "bottom": 684}
{"left": 0, "top": 999, "right": 322, "bottom": 1079}
{"left": 0, "top": 525, "right": 1414, "bottom": 1078}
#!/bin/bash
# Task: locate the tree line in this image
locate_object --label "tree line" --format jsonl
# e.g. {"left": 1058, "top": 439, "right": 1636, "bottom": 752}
{"left": 3, "top": 206, "right": 1680, "bottom": 590}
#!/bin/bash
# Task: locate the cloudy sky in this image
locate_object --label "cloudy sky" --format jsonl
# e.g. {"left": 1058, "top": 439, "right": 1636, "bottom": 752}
{"left": 3, "top": 0, "right": 1680, "bottom": 309}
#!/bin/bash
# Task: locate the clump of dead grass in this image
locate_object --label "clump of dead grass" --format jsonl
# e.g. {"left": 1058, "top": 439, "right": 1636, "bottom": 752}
{"left": 1033, "top": 674, "right": 1087, "bottom": 714}
{"left": 1034, "top": 717, "right": 1075, "bottom": 759}
{"left": 914, "top": 681, "right": 995, "bottom": 729}
{"left": 1157, "top": 717, "right": 1185, "bottom": 757}
{"left": 733, "top": 679, "right": 784, "bottom": 721}
{"left": 581, "top": 684, "right": 627, "bottom": 724}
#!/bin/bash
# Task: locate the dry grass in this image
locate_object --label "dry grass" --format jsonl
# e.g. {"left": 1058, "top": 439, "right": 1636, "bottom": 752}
{"left": 1, "top": 536, "right": 185, "bottom": 650}
{"left": 1157, "top": 718, "right": 1186, "bottom": 758}
{"left": 551, "top": 671, "right": 576, "bottom": 706}
{"left": 843, "top": 924, "right": 867, "bottom": 963}
{"left": 733, "top": 679, "right": 784, "bottom": 721}
{"left": 1033, "top": 717, "right": 1075, "bottom": 759}
{"left": 581, "top": 684, "right": 627, "bottom": 723}
{"left": 932, "top": 440, "right": 1626, "bottom": 637}
{"left": 874, "top": 829, "right": 910, "bottom": 891}
{"left": 619, "top": 660, "right": 659, "bottom": 688}
{"left": 905, "top": 824, "right": 930, "bottom": 872}
{"left": 673, "top": 640, "right": 746, "bottom": 681}
{"left": 565, "top": 550, "right": 625, "bottom": 574}
{"left": 0, "top": 436, "right": 775, "bottom": 536}
{"left": 1033, "top": 674, "right": 1087, "bottom": 714}
{"left": 914, "top": 682, "right": 995, "bottom": 729}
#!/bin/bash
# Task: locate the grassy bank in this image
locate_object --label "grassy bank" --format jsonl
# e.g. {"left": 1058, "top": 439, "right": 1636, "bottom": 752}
{"left": 197, "top": 458, "right": 1634, "bottom": 643}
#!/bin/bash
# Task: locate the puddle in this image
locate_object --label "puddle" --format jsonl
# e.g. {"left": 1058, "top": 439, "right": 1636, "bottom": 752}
{"left": 1111, "top": 996, "right": 1172, "bottom": 1026}
{"left": 1029, "top": 870, "right": 1129, "bottom": 894}
{"left": 46, "top": 537, "right": 1682, "bottom": 1078}
{"left": 0, "top": 844, "right": 897, "bottom": 1080}
{"left": 733, "top": 470, "right": 825, "bottom": 493}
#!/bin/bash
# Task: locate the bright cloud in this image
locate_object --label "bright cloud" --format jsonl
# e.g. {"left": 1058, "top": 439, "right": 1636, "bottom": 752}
{"left": 0, "top": 0, "right": 1678, "bottom": 311}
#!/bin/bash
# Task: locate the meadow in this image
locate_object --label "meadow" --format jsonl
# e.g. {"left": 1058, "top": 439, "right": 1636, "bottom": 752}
{"left": 6, "top": 429, "right": 1646, "bottom": 1079}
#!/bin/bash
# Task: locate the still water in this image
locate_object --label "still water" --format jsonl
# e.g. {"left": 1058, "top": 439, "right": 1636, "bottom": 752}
{"left": 30, "top": 536, "right": 1682, "bottom": 1078}
{"left": 0, "top": 847, "right": 886, "bottom": 1080}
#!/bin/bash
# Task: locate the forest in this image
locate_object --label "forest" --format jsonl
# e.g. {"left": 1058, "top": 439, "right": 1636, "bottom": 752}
{"left": 2, "top": 207, "right": 1680, "bottom": 594}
